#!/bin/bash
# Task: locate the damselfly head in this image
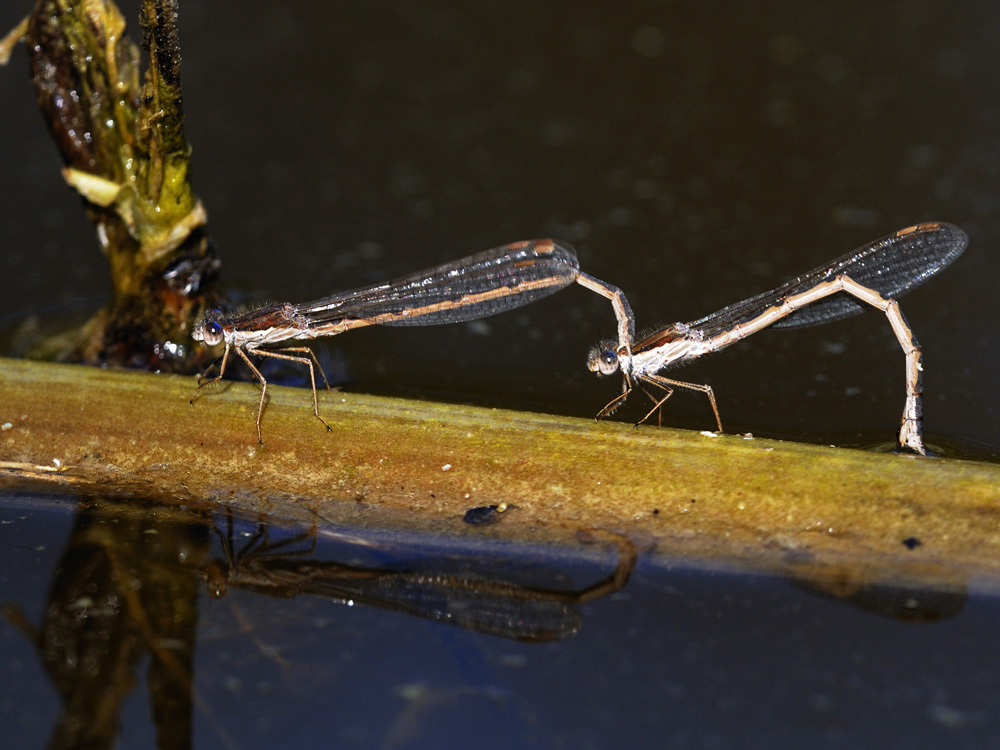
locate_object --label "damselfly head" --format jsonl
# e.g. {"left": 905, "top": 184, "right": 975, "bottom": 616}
{"left": 193, "top": 309, "right": 225, "bottom": 346}
{"left": 587, "top": 340, "right": 620, "bottom": 376}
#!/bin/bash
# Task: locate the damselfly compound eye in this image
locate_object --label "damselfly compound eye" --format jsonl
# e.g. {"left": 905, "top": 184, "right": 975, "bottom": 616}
{"left": 588, "top": 341, "right": 620, "bottom": 375}
{"left": 196, "top": 313, "right": 225, "bottom": 346}
{"left": 205, "top": 321, "right": 223, "bottom": 344}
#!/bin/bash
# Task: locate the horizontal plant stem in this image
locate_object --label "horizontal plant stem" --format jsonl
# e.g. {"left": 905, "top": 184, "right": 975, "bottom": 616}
{"left": 2, "top": 356, "right": 999, "bottom": 591}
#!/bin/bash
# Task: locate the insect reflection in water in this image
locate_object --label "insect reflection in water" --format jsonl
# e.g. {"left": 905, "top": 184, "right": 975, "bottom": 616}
{"left": 200, "top": 512, "right": 637, "bottom": 642}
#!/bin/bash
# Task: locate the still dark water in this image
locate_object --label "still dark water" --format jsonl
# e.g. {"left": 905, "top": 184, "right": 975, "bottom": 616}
{"left": 2, "top": 1, "right": 1000, "bottom": 747}
{"left": 2, "top": 493, "right": 999, "bottom": 749}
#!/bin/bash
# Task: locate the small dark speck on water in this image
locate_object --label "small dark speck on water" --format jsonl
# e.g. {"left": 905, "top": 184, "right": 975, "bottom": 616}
{"left": 902, "top": 537, "right": 922, "bottom": 550}
{"left": 463, "top": 503, "right": 512, "bottom": 525}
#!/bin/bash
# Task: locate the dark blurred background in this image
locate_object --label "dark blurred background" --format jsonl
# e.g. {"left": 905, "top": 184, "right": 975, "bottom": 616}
{"left": 2, "top": 1, "right": 997, "bottom": 452}
{"left": 3, "top": 5, "right": 1000, "bottom": 748}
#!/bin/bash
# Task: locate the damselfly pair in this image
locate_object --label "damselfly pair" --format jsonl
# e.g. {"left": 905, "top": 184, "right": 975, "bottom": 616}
{"left": 193, "top": 223, "right": 967, "bottom": 455}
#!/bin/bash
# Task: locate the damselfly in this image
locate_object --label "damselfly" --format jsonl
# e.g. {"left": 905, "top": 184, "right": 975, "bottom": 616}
{"left": 193, "top": 239, "right": 632, "bottom": 442}
{"left": 587, "top": 222, "right": 968, "bottom": 455}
